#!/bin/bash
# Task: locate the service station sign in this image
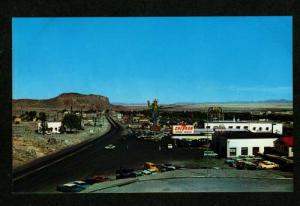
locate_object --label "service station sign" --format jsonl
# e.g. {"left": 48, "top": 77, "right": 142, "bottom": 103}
{"left": 172, "top": 125, "right": 194, "bottom": 134}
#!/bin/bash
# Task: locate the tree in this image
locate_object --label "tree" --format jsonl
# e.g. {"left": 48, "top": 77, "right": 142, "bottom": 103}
{"left": 38, "top": 112, "right": 47, "bottom": 135}
{"left": 27, "top": 111, "right": 37, "bottom": 121}
{"left": 62, "top": 113, "right": 83, "bottom": 132}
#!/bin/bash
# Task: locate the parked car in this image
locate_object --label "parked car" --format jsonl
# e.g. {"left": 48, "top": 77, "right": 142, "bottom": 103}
{"left": 258, "top": 161, "right": 280, "bottom": 169}
{"left": 157, "top": 165, "right": 167, "bottom": 172}
{"left": 105, "top": 144, "right": 116, "bottom": 150}
{"left": 116, "top": 168, "right": 136, "bottom": 179}
{"left": 167, "top": 144, "right": 173, "bottom": 149}
{"left": 82, "top": 176, "right": 110, "bottom": 185}
{"left": 160, "top": 163, "right": 176, "bottom": 171}
{"left": 203, "top": 150, "right": 218, "bottom": 157}
{"left": 132, "top": 170, "right": 144, "bottom": 177}
{"left": 244, "top": 161, "right": 257, "bottom": 170}
{"left": 142, "top": 169, "right": 152, "bottom": 175}
{"left": 225, "top": 159, "right": 236, "bottom": 167}
{"left": 56, "top": 183, "right": 86, "bottom": 193}
{"left": 236, "top": 160, "right": 246, "bottom": 170}
{"left": 73, "top": 180, "right": 90, "bottom": 188}
{"left": 144, "top": 162, "right": 159, "bottom": 172}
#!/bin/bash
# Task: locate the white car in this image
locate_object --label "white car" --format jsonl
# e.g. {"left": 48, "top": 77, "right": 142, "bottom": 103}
{"left": 105, "top": 144, "right": 116, "bottom": 150}
{"left": 142, "top": 170, "right": 152, "bottom": 175}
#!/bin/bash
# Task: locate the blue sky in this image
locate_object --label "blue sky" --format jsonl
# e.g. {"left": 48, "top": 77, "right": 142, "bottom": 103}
{"left": 13, "top": 17, "right": 292, "bottom": 103}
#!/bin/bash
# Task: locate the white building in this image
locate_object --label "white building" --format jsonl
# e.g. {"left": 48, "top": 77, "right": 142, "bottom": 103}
{"left": 212, "top": 131, "right": 281, "bottom": 157}
{"left": 171, "top": 126, "right": 249, "bottom": 141}
{"left": 204, "top": 120, "right": 283, "bottom": 135}
{"left": 38, "top": 121, "right": 62, "bottom": 134}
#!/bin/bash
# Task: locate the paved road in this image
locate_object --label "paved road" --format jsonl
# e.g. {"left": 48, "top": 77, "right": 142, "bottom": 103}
{"left": 13, "top": 117, "right": 206, "bottom": 192}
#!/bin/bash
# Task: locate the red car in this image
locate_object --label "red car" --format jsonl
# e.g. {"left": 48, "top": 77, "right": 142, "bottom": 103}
{"left": 82, "top": 175, "right": 110, "bottom": 185}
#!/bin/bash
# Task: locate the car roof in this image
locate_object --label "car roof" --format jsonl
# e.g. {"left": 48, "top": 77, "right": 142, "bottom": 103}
{"left": 74, "top": 180, "right": 86, "bottom": 184}
{"left": 64, "top": 183, "right": 77, "bottom": 187}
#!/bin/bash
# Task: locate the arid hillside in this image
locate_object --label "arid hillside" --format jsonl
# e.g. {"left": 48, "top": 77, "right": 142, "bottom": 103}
{"left": 13, "top": 93, "right": 110, "bottom": 115}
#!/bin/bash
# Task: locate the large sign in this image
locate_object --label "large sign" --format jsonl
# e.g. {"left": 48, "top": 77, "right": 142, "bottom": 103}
{"left": 172, "top": 125, "right": 194, "bottom": 134}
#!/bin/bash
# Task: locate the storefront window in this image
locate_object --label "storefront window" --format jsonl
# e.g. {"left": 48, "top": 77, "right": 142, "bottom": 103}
{"left": 229, "top": 148, "right": 236, "bottom": 156}
{"left": 241, "top": 147, "right": 248, "bottom": 155}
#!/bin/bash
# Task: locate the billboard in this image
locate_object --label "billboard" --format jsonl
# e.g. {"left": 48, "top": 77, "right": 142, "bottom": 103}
{"left": 172, "top": 125, "right": 194, "bottom": 134}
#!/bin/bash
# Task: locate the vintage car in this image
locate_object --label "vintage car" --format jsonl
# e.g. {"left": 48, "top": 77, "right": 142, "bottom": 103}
{"left": 258, "top": 161, "right": 280, "bottom": 169}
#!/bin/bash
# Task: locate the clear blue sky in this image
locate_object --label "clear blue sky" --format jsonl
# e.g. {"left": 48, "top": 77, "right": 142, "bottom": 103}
{"left": 13, "top": 17, "right": 292, "bottom": 103}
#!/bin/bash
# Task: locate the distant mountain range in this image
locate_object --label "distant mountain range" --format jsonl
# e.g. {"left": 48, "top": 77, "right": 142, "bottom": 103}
{"left": 112, "top": 99, "right": 292, "bottom": 106}
{"left": 12, "top": 93, "right": 292, "bottom": 114}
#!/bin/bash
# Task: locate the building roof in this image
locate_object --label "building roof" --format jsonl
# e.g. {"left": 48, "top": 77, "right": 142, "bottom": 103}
{"left": 206, "top": 120, "right": 281, "bottom": 124}
{"left": 214, "top": 131, "right": 281, "bottom": 139}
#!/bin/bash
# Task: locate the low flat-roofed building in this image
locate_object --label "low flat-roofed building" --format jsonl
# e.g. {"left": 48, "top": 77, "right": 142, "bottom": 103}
{"left": 38, "top": 121, "right": 62, "bottom": 134}
{"left": 212, "top": 131, "right": 281, "bottom": 158}
{"left": 172, "top": 127, "right": 248, "bottom": 141}
{"left": 205, "top": 120, "right": 283, "bottom": 134}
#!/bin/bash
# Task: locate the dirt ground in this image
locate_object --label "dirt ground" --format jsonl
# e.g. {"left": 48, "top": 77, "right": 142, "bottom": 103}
{"left": 13, "top": 116, "right": 111, "bottom": 168}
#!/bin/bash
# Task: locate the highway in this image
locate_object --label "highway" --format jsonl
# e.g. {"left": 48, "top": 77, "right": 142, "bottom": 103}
{"left": 13, "top": 116, "right": 204, "bottom": 192}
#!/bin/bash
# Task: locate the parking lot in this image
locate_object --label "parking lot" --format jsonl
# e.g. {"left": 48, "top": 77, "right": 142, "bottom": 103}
{"left": 56, "top": 129, "right": 293, "bottom": 193}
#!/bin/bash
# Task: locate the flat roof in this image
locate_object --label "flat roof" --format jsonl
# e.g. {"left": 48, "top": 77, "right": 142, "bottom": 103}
{"left": 205, "top": 121, "right": 281, "bottom": 124}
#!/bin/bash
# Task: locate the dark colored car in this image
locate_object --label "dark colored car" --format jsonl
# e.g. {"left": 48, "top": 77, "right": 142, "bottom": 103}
{"left": 160, "top": 163, "right": 176, "bottom": 171}
{"left": 82, "top": 176, "right": 110, "bottom": 185}
{"left": 157, "top": 165, "right": 167, "bottom": 172}
{"left": 236, "top": 160, "right": 245, "bottom": 170}
{"left": 225, "top": 159, "right": 237, "bottom": 167}
{"left": 244, "top": 161, "right": 257, "bottom": 170}
{"left": 116, "top": 168, "right": 136, "bottom": 179}
{"left": 132, "top": 170, "right": 144, "bottom": 176}
{"left": 56, "top": 183, "right": 86, "bottom": 193}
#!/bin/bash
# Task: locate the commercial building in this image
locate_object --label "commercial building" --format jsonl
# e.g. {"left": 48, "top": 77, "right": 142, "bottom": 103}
{"left": 204, "top": 120, "right": 283, "bottom": 134}
{"left": 171, "top": 124, "right": 248, "bottom": 142}
{"left": 212, "top": 131, "right": 280, "bottom": 158}
{"left": 274, "top": 136, "right": 294, "bottom": 158}
{"left": 37, "top": 121, "right": 62, "bottom": 134}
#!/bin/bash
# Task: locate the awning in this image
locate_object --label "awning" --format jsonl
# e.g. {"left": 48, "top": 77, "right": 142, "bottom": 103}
{"left": 172, "top": 135, "right": 210, "bottom": 141}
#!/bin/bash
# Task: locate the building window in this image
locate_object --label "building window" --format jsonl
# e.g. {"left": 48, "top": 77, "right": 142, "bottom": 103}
{"left": 236, "top": 126, "right": 241, "bottom": 129}
{"left": 244, "top": 126, "right": 248, "bottom": 129}
{"left": 259, "top": 127, "right": 262, "bottom": 131}
{"left": 241, "top": 147, "right": 248, "bottom": 156}
{"left": 55, "top": 128, "right": 57, "bottom": 131}
{"left": 229, "top": 148, "right": 237, "bottom": 156}
{"left": 264, "top": 147, "right": 272, "bottom": 154}
{"left": 228, "top": 126, "right": 233, "bottom": 129}
{"left": 253, "top": 127, "right": 256, "bottom": 131}
{"left": 252, "top": 147, "right": 259, "bottom": 155}
{"left": 266, "top": 127, "right": 269, "bottom": 131}
{"left": 206, "top": 126, "right": 210, "bottom": 129}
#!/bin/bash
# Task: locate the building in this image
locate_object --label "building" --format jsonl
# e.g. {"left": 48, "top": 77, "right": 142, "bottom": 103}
{"left": 274, "top": 136, "right": 293, "bottom": 158}
{"left": 204, "top": 120, "right": 283, "bottom": 134}
{"left": 13, "top": 117, "right": 22, "bottom": 124}
{"left": 38, "top": 121, "right": 62, "bottom": 134}
{"left": 212, "top": 131, "right": 280, "bottom": 158}
{"left": 171, "top": 125, "right": 249, "bottom": 142}
{"left": 132, "top": 117, "right": 140, "bottom": 123}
